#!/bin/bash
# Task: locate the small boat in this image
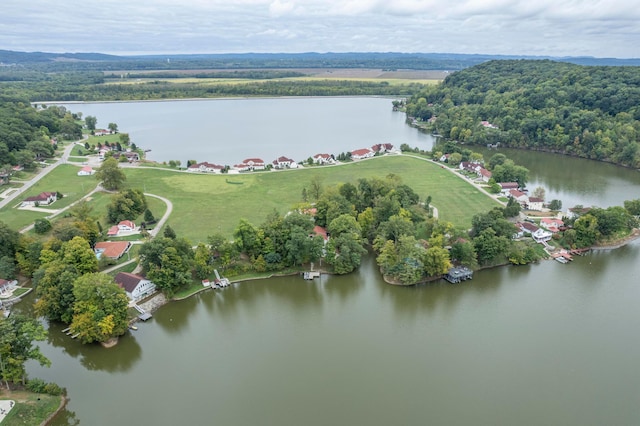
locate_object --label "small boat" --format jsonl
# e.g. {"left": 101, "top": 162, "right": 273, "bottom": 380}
{"left": 129, "top": 325, "right": 138, "bottom": 331}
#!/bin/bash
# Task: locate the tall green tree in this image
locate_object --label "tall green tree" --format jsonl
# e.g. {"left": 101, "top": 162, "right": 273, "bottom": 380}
{"left": 0, "top": 315, "right": 50, "bottom": 388}
{"left": 95, "top": 157, "right": 126, "bottom": 190}
{"left": 69, "top": 273, "right": 129, "bottom": 344}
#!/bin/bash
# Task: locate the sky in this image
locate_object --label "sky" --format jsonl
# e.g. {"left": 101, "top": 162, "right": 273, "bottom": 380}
{"left": 2, "top": 0, "right": 639, "bottom": 58}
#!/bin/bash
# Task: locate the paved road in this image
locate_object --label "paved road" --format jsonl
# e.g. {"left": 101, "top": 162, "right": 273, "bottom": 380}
{"left": 0, "top": 138, "right": 84, "bottom": 210}
{"left": 144, "top": 193, "right": 173, "bottom": 237}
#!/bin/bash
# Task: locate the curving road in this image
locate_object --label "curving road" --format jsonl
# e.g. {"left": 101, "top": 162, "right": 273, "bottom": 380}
{"left": 143, "top": 193, "right": 173, "bottom": 237}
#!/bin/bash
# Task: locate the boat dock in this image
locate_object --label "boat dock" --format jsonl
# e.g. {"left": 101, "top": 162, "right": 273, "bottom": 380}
{"left": 303, "top": 271, "right": 321, "bottom": 280}
{"left": 133, "top": 304, "right": 152, "bottom": 321}
{"left": 444, "top": 266, "right": 473, "bottom": 283}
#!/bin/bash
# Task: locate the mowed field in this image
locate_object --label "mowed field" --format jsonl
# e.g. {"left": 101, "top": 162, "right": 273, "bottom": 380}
{"left": 103, "top": 68, "right": 444, "bottom": 86}
{"left": 124, "top": 155, "right": 499, "bottom": 242}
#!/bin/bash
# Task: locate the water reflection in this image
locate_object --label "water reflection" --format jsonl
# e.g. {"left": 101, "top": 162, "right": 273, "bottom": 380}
{"left": 45, "top": 322, "right": 142, "bottom": 373}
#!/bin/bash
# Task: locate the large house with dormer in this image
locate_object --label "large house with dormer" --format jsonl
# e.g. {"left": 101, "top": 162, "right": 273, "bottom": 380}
{"left": 234, "top": 158, "right": 266, "bottom": 172}
{"left": 114, "top": 272, "right": 157, "bottom": 301}
{"left": 272, "top": 156, "right": 297, "bottom": 169}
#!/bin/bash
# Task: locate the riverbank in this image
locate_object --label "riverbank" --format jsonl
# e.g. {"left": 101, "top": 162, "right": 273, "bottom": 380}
{"left": 591, "top": 228, "right": 640, "bottom": 250}
{"left": 0, "top": 388, "right": 64, "bottom": 426}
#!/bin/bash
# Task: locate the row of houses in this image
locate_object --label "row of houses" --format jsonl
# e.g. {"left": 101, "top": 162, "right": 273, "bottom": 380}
{"left": 351, "top": 143, "right": 395, "bottom": 160}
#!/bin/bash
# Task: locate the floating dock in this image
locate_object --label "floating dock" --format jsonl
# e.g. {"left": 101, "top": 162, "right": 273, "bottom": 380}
{"left": 303, "top": 271, "right": 321, "bottom": 280}
{"left": 444, "top": 266, "right": 473, "bottom": 283}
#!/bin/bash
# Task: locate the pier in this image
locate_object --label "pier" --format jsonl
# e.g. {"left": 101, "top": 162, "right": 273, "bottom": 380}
{"left": 303, "top": 271, "right": 321, "bottom": 280}
{"left": 444, "top": 266, "right": 473, "bottom": 284}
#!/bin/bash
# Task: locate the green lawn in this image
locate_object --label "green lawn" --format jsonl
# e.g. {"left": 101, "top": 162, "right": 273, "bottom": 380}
{"left": 0, "top": 390, "right": 62, "bottom": 426}
{"left": 0, "top": 165, "right": 99, "bottom": 230}
{"left": 0, "top": 156, "right": 499, "bottom": 242}
{"left": 124, "top": 155, "right": 500, "bottom": 242}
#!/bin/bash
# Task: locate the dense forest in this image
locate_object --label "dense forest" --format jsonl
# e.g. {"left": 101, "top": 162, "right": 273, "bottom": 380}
{"left": 404, "top": 60, "right": 640, "bottom": 168}
{"left": 0, "top": 96, "right": 82, "bottom": 169}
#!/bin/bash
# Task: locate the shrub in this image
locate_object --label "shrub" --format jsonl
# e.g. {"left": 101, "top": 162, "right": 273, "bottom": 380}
{"left": 34, "top": 218, "right": 52, "bottom": 234}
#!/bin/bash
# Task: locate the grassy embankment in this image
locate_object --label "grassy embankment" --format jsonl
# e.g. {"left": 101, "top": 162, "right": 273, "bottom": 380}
{"left": 0, "top": 389, "right": 62, "bottom": 426}
{"left": 124, "top": 155, "right": 500, "bottom": 242}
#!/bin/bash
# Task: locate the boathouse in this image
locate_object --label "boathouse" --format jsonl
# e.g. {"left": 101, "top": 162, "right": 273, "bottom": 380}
{"left": 444, "top": 266, "right": 473, "bottom": 283}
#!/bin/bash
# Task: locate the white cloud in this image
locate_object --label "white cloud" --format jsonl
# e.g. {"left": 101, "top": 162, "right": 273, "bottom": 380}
{"left": 1, "top": 0, "right": 639, "bottom": 57}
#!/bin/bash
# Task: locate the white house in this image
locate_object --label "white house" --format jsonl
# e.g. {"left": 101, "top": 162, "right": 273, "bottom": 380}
{"left": 117, "top": 220, "right": 136, "bottom": 231}
{"left": 234, "top": 158, "right": 265, "bottom": 172}
{"left": 527, "top": 197, "right": 544, "bottom": 211}
{"left": 540, "top": 218, "right": 564, "bottom": 233}
{"left": 351, "top": 148, "right": 375, "bottom": 160}
{"left": 272, "top": 156, "right": 296, "bottom": 169}
{"left": 477, "top": 168, "right": 492, "bottom": 183}
{"left": 77, "top": 166, "right": 95, "bottom": 176}
{"left": 532, "top": 228, "right": 553, "bottom": 243}
{"left": 371, "top": 143, "right": 393, "bottom": 153}
{"left": 22, "top": 192, "right": 57, "bottom": 207}
{"left": 187, "top": 162, "right": 224, "bottom": 173}
{"left": 509, "top": 189, "right": 529, "bottom": 205}
{"left": 114, "top": 272, "right": 157, "bottom": 301}
{"left": 313, "top": 153, "right": 335, "bottom": 165}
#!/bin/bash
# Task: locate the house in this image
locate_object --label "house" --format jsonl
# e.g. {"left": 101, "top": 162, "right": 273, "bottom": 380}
{"left": 527, "top": 197, "right": 544, "bottom": 211}
{"left": 234, "top": 158, "right": 265, "bottom": 172}
{"left": 118, "top": 220, "right": 136, "bottom": 231}
{"left": 508, "top": 189, "right": 529, "bottom": 205}
{"left": 0, "top": 278, "right": 18, "bottom": 295}
{"left": 459, "top": 162, "right": 482, "bottom": 173}
{"left": 22, "top": 191, "right": 57, "bottom": 207}
{"left": 477, "top": 168, "right": 492, "bottom": 182}
{"left": 187, "top": 162, "right": 224, "bottom": 173}
{"left": 312, "top": 225, "right": 329, "bottom": 241}
{"left": 565, "top": 206, "right": 592, "bottom": 219}
{"left": 94, "top": 241, "right": 132, "bottom": 260}
{"left": 518, "top": 222, "right": 552, "bottom": 243}
{"left": 107, "top": 226, "right": 120, "bottom": 237}
{"left": 540, "top": 218, "right": 564, "bottom": 233}
{"left": 351, "top": 148, "right": 374, "bottom": 160}
{"left": 313, "top": 153, "right": 335, "bottom": 165}
{"left": 532, "top": 227, "right": 553, "bottom": 243}
{"left": 371, "top": 143, "right": 393, "bottom": 153}
{"left": 480, "top": 121, "right": 498, "bottom": 129}
{"left": 94, "top": 129, "right": 111, "bottom": 136}
{"left": 77, "top": 166, "right": 95, "bottom": 176}
{"left": 499, "top": 182, "right": 519, "bottom": 195}
{"left": 272, "top": 156, "right": 297, "bottom": 169}
{"left": 114, "top": 272, "right": 157, "bottom": 301}
{"left": 12, "top": 165, "right": 23, "bottom": 172}
{"left": 439, "top": 153, "right": 450, "bottom": 162}
{"left": 112, "top": 152, "right": 139, "bottom": 162}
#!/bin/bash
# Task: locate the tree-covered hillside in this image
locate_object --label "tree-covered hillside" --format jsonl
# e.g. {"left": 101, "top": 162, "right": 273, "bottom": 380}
{"left": 405, "top": 60, "right": 640, "bottom": 168}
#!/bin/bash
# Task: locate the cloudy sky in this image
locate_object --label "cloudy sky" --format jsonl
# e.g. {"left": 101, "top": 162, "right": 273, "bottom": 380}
{"left": 3, "top": 0, "right": 639, "bottom": 58}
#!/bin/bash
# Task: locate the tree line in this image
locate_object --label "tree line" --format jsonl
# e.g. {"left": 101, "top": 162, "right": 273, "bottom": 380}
{"left": 403, "top": 60, "right": 640, "bottom": 168}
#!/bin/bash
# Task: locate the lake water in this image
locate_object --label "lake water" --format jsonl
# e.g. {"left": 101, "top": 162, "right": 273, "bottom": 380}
{"left": 62, "top": 97, "right": 437, "bottom": 165}
{"left": 25, "top": 97, "right": 640, "bottom": 425}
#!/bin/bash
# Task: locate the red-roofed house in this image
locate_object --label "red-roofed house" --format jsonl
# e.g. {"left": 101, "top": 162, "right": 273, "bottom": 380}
{"left": 499, "top": 182, "right": 519, "bottom": 195}
{"left": 540, "top": 218, "right": 564, "bottom": 233}
{"left": 22, "top": 192, "right": 57, "bottom": 207}
{"left": 371, "top": 143, "right": 393, "bottom": 153}
{"left": 509, "top": 189, "right": 529, "bottom": 204}
{"left": 527, "top": 197, "right": 544, "bottom": 211}
{"left": 312, "top": 225, "right": 329, "bottom": 241}
{"left": 477, "top": 168, "right": 492, "bottom": 182}
{"left": 244, "top": 158, "right": 265, "bottom": 170}
{"left": 351, "top": 148, "right": 374, "bottom": 160}
{"left": 187, "top": 162, "right": 224, "bottom": 173}
{"left": 272, "top": 156, "right": 297, "bottom": 169}
{"left": 107, "top": 226, "right": 120, "bottom": 237}
{"left": 95, "top": 241, "right": 132, "bottom": 260}
{"left": 118, "top": 220, "right": 136, "bottom": 231}
{"left": 114, "top": 272, "right": 156, "bottom": 301}
{"left": 313, "top": 153, "right": 335, "bottom": 165}
{"left": 77, "top": 166, "right": 95, "bottom": 176}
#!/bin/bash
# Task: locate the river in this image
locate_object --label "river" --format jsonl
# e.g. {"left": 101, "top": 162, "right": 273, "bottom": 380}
{"left": 23, "top": 97, "right": 640, "bottom": 425}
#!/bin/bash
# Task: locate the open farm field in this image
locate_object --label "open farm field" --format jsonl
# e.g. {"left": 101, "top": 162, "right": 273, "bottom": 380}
{"left": 124, "top": 155, "right": 498, "bottom": 242}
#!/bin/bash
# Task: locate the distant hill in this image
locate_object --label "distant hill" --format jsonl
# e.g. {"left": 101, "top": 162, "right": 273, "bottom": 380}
{"left": 2, "top": 50, "right": 639, "bottom": 71}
